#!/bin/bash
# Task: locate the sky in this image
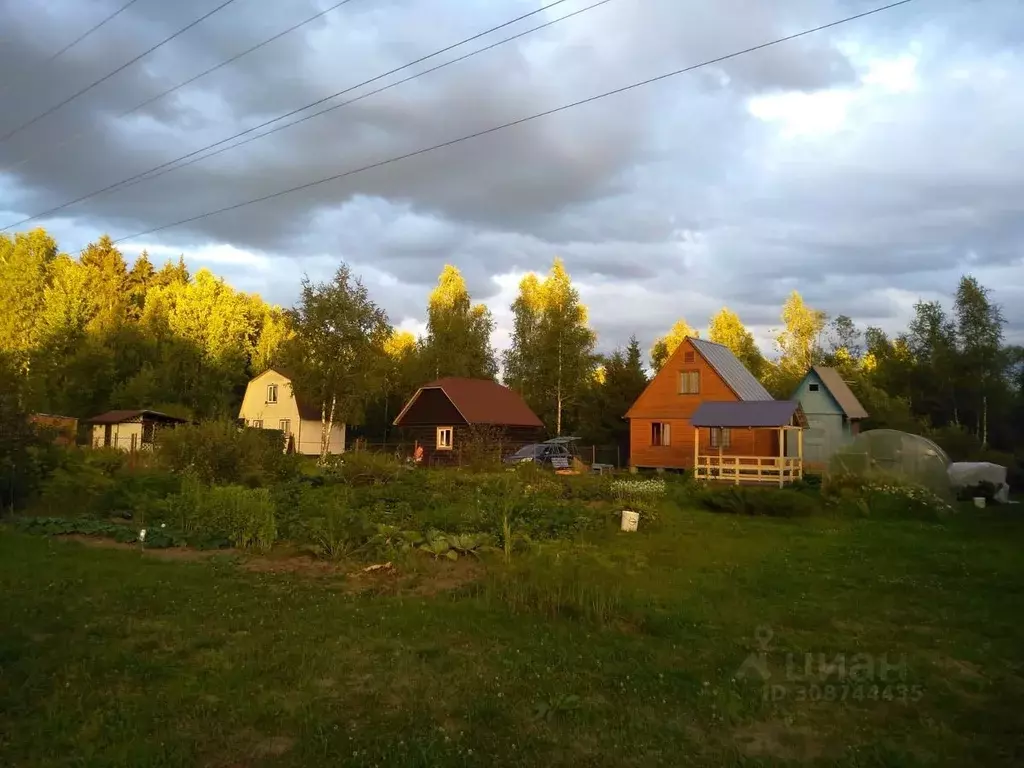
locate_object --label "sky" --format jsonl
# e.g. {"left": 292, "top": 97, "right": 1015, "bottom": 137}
{"left": 1, "top": 0, "right": 1022, "bottom": 359}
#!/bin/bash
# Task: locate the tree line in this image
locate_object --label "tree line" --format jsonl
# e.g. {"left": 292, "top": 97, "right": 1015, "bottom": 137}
{"left": 2, "top": 227, "right": 1022, "bottom": 463}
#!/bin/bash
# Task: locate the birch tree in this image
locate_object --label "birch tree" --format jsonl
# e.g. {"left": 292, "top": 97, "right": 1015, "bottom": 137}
{"left": 283, "top": 266, "right": 390, "bottom": 460}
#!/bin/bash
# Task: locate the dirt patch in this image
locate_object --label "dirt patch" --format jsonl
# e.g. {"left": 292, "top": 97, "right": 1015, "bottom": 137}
{"left": 252, "top": 736, "right": 295, "bottom": 757}
{"left": 58, "top": 535, "right": 229, "bottom": 561}
{"left": 931, "top": 655, "right": 986, "bottom": 681}
{"left": 240, "top": 556, "right": 345, "bottom": 576}
{"left": 732, "top": 721, "right": 827, "bottom": 761}
{"left": 407, "top": 559, "right": 483, "bottom": 596}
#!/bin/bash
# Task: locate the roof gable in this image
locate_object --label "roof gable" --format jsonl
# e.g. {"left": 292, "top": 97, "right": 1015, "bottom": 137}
{"left": 245, "top": 368, "right": 321, "bottom": 421}
{"left": 689, "top": 338, "right": 772, "bottom": 401}
{"left": 798, "top": 366, "right": 869, "bottom": 419}
{"left": 394, "top": 377, "right": 543, "bottom": 428}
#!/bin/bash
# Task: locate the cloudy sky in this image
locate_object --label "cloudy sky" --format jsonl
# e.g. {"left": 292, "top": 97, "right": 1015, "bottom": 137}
{"left": 1, "top": 0, "right": 1022, "bottom": 358}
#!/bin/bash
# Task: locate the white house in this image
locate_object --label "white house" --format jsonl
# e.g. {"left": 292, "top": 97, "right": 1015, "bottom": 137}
{"left": 86, "top": 409, "right": 187, "bottom": 452}
{"left": 238, "top": 369, "right": 346, "bottom": 456}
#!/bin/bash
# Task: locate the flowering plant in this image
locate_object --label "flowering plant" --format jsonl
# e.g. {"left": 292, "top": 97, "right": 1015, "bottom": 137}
{"left": 611, "top": 478, "right": 666, "bottom": 520}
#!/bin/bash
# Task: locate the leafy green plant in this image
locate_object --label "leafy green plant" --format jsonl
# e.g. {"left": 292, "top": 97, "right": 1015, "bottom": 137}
{"left": 611, "top": 478, "right": 666, "bottom": 523}
{"left": 158, "top": 420, "right": 298, "bottom": 486}
{"left": 696, "top": 486, "right": 818, "bottom": 517}
{"left": 823, "top": 473, "right": 953, "bottom": 520}
{"left": 420, "top": 531, "right": 457, "bottom": 561}
{"left": 321, "top": 451, "right": 405, "bottom": 487}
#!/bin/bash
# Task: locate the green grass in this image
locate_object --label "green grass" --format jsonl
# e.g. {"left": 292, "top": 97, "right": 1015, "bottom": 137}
{"left": 2, "top": 506, "right": 1023, "bottom": 766}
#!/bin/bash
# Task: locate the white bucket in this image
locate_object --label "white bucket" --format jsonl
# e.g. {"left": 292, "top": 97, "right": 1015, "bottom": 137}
{"left": 620, "top": 510, "right": 640, "bottom": 532}
{"left": 973, "top": 497, "right": 986, "bottom": 509}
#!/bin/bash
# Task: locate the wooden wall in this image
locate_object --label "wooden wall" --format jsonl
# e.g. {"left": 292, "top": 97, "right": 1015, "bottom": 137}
{"left": 627, "top": 338, "right": 780, "bottom": 469}
{"left": 395, "top": 423, "right": 545, "bottom": 466}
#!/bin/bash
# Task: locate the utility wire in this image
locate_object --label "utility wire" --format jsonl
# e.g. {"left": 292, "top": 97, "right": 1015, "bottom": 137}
{"left": 0, "top": 0, "right": 244, "bottom": 146}
{"left": 2, "top": 0, "right": 580, "bottom": 232}
{"left": 115, "top": 0, "right": 617, "bottom": 194}
{"left": 0, "top": 0, "right": 143, "bottom": 94}
{"left": 85, "top": 0, "right": 915, "bottom": 252}
{"left": 1, "top": 0, "right": 359, "bottom": 175}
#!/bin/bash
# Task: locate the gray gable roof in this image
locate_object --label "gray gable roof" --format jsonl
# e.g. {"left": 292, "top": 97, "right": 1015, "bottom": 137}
{"left": 689, "top": 338, "right": 773, "bottom": 401}
{"left": 691, "top": 400, "right": 805, "bottom": 428}
{"left": 809, "top": 366, "right": 869, "bottom": 419}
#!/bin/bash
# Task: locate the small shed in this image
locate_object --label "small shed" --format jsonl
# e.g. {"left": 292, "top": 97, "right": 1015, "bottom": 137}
{"left": 30, "top": 414, "right": 79, "bottom": 446}
{"left": 691, "top": 400, "right": 807, "bottom": 485}
{"left": 790, "top": 366, "right": 869, "bottom": 465}
{"left": 86, "top": 410, "right": 187, "bottom": 452}
{"left": 393, "top": 378, "right": 545, "bottom": 465}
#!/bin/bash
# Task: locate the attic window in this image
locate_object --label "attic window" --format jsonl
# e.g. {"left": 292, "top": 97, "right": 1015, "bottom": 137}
{"left": 683, "top": 351, "right": 695, "bottom": 363}
{"left": 678, "top": 370, "right": 700, "bottom": 395}
{"left": 809, "top": 383, "right": 820, "bottom": 392}
{"left": 266, "top": 383, "right": 278, "bottom": 403}
{"left": 436, "top": 426, "right": 453, "bottom": 451}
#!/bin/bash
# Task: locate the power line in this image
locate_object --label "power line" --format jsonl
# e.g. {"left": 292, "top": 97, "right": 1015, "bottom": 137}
{"left": 0, "top": 0, "right": 143, "bottom": 94}
{"left": 87, "top": 0, "right": 915, "bottom": 253}
{"left": 0, "top": 0, "right": 244, "bottom": 146}
{"left": 116, "top": 0, "right": 617, "bottom": 194}
{"left": 2, "top": 0, "right": 580, "bottom": 232}
{"left": 1, "top": 0, "right": 359, "bottom": 176}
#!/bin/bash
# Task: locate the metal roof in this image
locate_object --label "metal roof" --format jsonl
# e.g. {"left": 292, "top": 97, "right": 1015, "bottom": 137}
{"left": 690, "top": 400, "right": 805, "bottom": 428}
{"left": 689, "top": 338, "right": 773, "bottom": 401}
{"left": 809, "top": 366, "right": 869, "bottom": 419}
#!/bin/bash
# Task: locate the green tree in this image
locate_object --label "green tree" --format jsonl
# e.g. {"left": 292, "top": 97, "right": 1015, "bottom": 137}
{"left": 503, "top": 260, "right": 597, "bottom": 434}
{"left": 904, "top": 299, "right": 959, "bottom": 428}
{"left": 0, "top": 228, "right": 58, "bottom": 355}
{"left": 650, "top": 318, "right": 699, "bottom": 372}
{"left": 579, "top": 336, "right": 647, "bottom": 459}
{"left": 707, "top": 308, "right": 766, "bottom": 379}
{"left": 953, "top": 275, "right": 1006, "bottom": 446}
{"left": 283, "top": 265, "right": 390, "bottom": 460}
{"left": 420, "top": 265, "right": 497, "bottom": 380}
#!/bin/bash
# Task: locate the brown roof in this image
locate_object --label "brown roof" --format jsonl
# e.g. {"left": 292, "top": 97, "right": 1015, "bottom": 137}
{"left": 811, "top": 366, "right": 869, "bottom": 419}
{"left": 396, "top": 378, "right": 544, "bottom": 428}
{"left": 87, "top": 409, "right": 187, "bottom": 425}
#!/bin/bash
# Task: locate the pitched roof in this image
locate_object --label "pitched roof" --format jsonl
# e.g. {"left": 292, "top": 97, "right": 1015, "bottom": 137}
{"left": 251, "top": 368, "right": 322, "bottom": 421}
{"left": 691, "top": 400, "right": 806, "bottom": 428}
{"left": 689, "top": 338, "right": 773, "bottom": 401}
{"left": 395, "top": 377, "right": 544, "bottom": 428}
{"left": 87, "top": 409, "right": 187, "bottom": 425}
{"left": 809, "top": 366, "right": 869, "bottom": 419}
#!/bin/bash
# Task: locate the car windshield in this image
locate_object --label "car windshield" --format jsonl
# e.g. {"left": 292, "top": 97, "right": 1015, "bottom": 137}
{"left": 511, "top": 444, "right": 544, "bottom": 458}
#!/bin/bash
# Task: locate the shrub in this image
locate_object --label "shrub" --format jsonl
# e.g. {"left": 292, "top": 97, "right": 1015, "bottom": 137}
{"left": 164, "top": 476, "right": 277, "bottom": 550}
{"left": 823, "top": 473, "right": 953, "bottom": 520}
{"left": 321, "top": 451, "right": 405, "bottom": 486}
{"left": 157, "top": 420, "right": 297, "bottom": 486}
{"left": 611, "top": 478, "right": 666, "bottom": 521}
{"left": 696, "top": 486, "right": 818, "bottom": 517}
{"left": 295, "top": 488, "right": 370, "bottom": 559}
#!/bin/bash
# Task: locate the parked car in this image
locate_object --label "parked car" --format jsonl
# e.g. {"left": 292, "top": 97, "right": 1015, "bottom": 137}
{"left": 503, "top": 440, "right": 573, "bottom": 467}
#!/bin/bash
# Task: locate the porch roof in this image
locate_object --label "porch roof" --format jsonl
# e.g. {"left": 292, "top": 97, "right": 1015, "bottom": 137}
{"left": 690, "top": 400, "right": 806, "bottom": 428}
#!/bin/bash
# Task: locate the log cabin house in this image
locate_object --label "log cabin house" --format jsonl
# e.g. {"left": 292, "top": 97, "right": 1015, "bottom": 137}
{"left": 625, "top": 337, "right": 805, "bottom": 483}
{"left": 393, "top": 377, "right": 545, "bottom": 465}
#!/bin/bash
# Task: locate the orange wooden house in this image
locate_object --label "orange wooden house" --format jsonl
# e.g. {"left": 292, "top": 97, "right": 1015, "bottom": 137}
{"left": 625, "top": 337, "right": 806, "bottom": 484}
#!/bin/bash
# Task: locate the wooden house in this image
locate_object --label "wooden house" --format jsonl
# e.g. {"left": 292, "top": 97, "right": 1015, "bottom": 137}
{"left": 238, "top": 368, "right": 346, "bottom": 455}
{"left": 789, "top": 366, "right": 868, "bottom": 466}
{"left": 86, "top": 410, "right": 186, "bottom": 452}
{"left": 393, "top": 377, "right": 545, "bottom": 464}
{"left": 625, "top": 337, "right": 805, "bottom": 482}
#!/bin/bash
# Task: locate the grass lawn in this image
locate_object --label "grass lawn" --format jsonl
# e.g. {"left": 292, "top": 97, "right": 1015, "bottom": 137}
{"left": 2, "top": 505, "right": 1023, "bottom": 767}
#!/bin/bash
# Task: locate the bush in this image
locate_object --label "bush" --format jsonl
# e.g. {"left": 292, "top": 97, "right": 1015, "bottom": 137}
{"left": 611, "top": 478, "right": 666, "bottom": 522}
{"left": 696, "top": 486, "right": 818, "bottom": 517}
{"left": 321, "top": 451, "right": 405, "bottom": 486}
{"left": 823, "top": 473, "right": 953, "bottom": 520}
{"left": 157, "top": 421, "right": 297, "bottom": 486}
{"left": 165, "top": 475, "right": 277, "bottom": 550}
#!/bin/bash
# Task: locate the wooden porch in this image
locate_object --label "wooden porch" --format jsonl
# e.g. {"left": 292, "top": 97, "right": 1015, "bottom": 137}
{"left": 690, "top": 402, "right": 806, "bottom": 487}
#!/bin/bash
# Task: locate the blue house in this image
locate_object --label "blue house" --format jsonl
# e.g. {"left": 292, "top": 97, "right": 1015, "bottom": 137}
{"left": 789, "top": 367, "right": 868, "bottom": 465}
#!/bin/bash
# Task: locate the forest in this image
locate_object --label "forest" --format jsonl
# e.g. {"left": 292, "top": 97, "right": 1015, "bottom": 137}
{"left": 2, "top": 227, "right": 1022, "bottom": 468}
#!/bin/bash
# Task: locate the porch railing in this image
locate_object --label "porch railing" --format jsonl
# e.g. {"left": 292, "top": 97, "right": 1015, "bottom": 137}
{"left": 694, "top": 454, "right": 803, "bottom": 486}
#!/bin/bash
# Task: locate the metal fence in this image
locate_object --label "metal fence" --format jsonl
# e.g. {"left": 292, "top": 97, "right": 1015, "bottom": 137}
{"left": 349, "top": 439, "right": 622, "bottom": 469}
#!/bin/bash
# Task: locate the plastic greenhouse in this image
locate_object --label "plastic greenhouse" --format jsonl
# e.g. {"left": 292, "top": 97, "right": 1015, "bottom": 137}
{"left": 827, "top": 429, "right": 952, "bottom": 497}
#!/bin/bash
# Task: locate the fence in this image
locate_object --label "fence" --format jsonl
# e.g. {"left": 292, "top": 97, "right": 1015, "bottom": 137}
{"left": 349, "top": 439, "right": 622, "bottom": 469}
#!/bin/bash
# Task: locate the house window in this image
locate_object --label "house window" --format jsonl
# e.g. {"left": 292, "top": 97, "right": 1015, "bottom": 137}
{"left": 809, "top": 383, "right": 820, "bottom": 392}
{"left": 683, "top": 352, "right": 695, "bottom": 363}
{"left": 678, "top": 370, "right": 700, "bottom": 394}
{"left": 251, "top": 419, "right": 263, "bottom": 429}
{"left": 436, "top": 426, "right": 453, "bottom": 450}
{"left": 651, "top": 422, "right": 671, "bottom": 446}
{"left": 279, "top": 419, "right": 291, "bottom": 435}
{"left": 266, "top": 384, "right": 278, "bottom": 403}
{"left": 710, "top": 427, "right": 732, "bottom": 449}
